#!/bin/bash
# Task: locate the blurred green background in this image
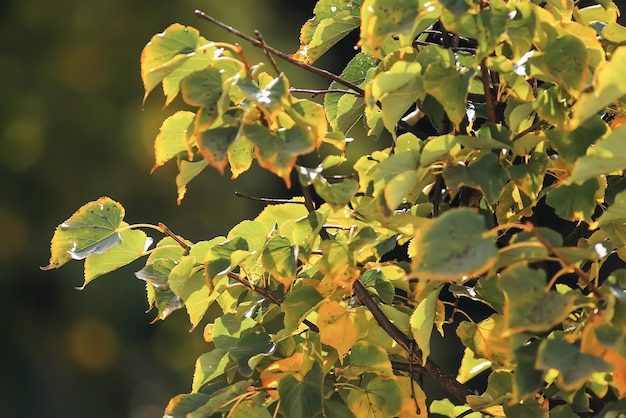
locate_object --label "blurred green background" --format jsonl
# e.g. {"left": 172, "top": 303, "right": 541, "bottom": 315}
{"left": 0, "top": 1, "right": 358, "bottom": 416}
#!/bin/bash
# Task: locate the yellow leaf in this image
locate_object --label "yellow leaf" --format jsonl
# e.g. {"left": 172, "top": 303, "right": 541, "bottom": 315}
{"left": 318, "top": 301, "right": 360, "bottom": 358}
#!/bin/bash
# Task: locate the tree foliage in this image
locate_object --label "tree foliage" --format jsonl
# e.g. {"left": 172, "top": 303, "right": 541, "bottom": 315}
{"left": 44, "top": 0, "right": 626, "bottom": 416}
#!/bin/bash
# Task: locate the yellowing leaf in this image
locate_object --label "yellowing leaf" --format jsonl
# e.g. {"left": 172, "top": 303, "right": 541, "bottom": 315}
{"left": 318, "top": 301, "right": 361, "bottom": 358}
{"left": 152, "top": 111, "right": 195, "bottom": 173}
{"left": 260, "top": 352, "right": 308, "bottom": 396}
{"left": 345, "top": 374, "right": 403, "bottom": 418}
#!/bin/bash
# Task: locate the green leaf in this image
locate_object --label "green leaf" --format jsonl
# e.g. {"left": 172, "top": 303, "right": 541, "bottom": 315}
{"left": 244, "top": 123, "right": 317, "bottom": 187}
{"left": 456, "top": 314, "right": 511, "bottom": 367}
{"left": 164, "top": 393, "right": 210, "bottom": 418}
{"left": 344, "top": 374, "right": 403, "bottom": 417}
{"left": 360, "top": 0, "right": 439, "bottom": 57}
{"left": 512, "top": 338, "right": 545, "bottom": 400}
{"left": 546, "top": 116, "right": 608, "bottom": 164}
{"left": 152, "top": 111, "right": 195, "bottom": 173}
{"left": 423, "top": 58, "right": 475, "bottom": 128}
{"left": 545, "top": 177, "right": 601, "bottom": 222}
{"left": 82, "top": 229, "right": 150, "bottom": 288}
{"left": 229, "top": 331, "right": 274, "bottom": 378}
{"left": 212, "top": 314, "right": 256, "bottom": 350}
{"left": 175, "top": 157, "right": 209, "bottom": 204}
{"left": 325, "top": 52, "right": 376, "bottom": 133}
{"left": 457, "top": 347, "right": 492, "bottom": 384}
{"left": 410, "top": 208, "right": 498, "bottom": 281}
{"left": 443, "top": 153, "right": 508, "bottom": 205}
{"left": 185, "top": 381, "right": 252, "bottom": 418}
{"left": 498, "top": 265, "right": 577, "bottom": 335}
{"left": 292, "top": 210, "right": 327, "bottom": 259}
{"left": 596, "top": 189, "right": 626, "bottom": 246}
{"left": 345, "top": 341, "right": 394, "bottom": 379}
{"left": 192, "top": 348, "right": 232, "bottom": 391}
{"left": 410, "top": 283, "right": 443, "bottom": 362}
{"left": 180, "top": 67, "right": 223, "bottom": 108}
{"left": 294, "top": 0, "right": 362, "bottom": 64}
{"left": 204, "top": 237, "right": 248, "bottom": 282}
{"left": 507, "top": 151, "right": 549, "bottom": 200}
{"left": 237, "top": 74, "right": 289, "bottom": 121}
{"left": 568, "top": 125, "right": 626, "bottom": 185}
{"left": 282, "top": 285, "right": 323, "bottom": 333}
{"left": 503, "top": 398, "right": 548, "bottom": 418}
{"left": 43, "top": 197, "right": 125, "bottom": 270}
{"left": 360, "top": 268, "right": 395, "bottom": 304}
{"left": 528, "top": 34, "right": 589, "bottom": 95}
{"left": 278, "top": 362, "right": 324, "bottom": 418}
{"left": 197, "top": 126, "right": 240, "bottom": 175}
{"left": 262, "top": 235, "right": 298, "bottom": 289}
{"left": 466, "top": 370, "right": 513, "bottom": 414}
{"left": 536, "top": 338, "right": 612, "bottom": 392}
{"left": 140, "top": 24, "right": 212, "bottom": 103}
{"left": 368, "top": 60, "right": 425, "bottom": 135}
{"left": 168, "top": 256, "right": 212, "bottom": 330}
{"left": 571, "top": 46, "right": 626, "bottom": 127}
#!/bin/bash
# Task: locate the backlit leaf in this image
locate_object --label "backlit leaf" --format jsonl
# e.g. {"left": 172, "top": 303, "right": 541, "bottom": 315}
{"left": 197, "top": 126, "right": 239, "bottom": 175}
{"left": 410, "top": 283, "right": 443, "bottom": 363}
{"left": 443, "top": 153, "right": 508, "bottom": 205}
{"left": 82, "top": 228, "right": 150, "bottom": 288}
{"left": 545, "top": 177, "right": 601, "bottom": 222}
{"left": 192, "top": 348, "right": 232, "bottom": 391}
{"left": 262, "top": 235, "right": 298, "bottom": 289}
{"left": 595, "top": 189, "right": 626, "bottom": 246}
{"left": 410, "top": 209, "right": 498, "bottom": 281}
{"left": 282, "top": 285, "right": 323, "bottom": 333}
{"left": 345, "top": 341, "right": 394, "bottom": 379}
{"left": 318, "top": 301, "right": 361, "bottom": 358}
{"left": 229, "top": 331, "right": 275, "bottom": 378}
{"left": 152, "top": 111, "right": 195, "bottom": 173}
{"left": 568, "top": 125, "right": 626, "bottom": 185}
{"left": 423, "top": 59, "right": 475, "bottom": 128}
{"left": 43, "top": 197, "right": 125, "bottom": 270}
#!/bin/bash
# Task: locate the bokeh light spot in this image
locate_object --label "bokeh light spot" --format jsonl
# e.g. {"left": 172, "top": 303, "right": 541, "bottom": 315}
{"left": 66, "top": 317, "right": 120, "bottom": 371}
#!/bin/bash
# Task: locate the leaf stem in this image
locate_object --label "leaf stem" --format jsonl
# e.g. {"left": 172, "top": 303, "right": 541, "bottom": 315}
{"left": 194, "top": 10, "right": 364, "bottom": 96}
{"left": 158, "top": 223, "right": 191, "bottom": 250}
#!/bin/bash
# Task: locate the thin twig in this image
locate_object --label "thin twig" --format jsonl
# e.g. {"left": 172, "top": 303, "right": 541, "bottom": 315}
{"left": 432, "top": 174, "right": 444, "bottom": 218}
{"left": 227, "top": 271, "right": 320, "bottom": 333}
{"left": 234, "top": 191, "right": 306, "bottom": 205}
{"left": 525, "top": 223, "right": 603, "bottom": 299}
{"left": 194, "top": 10, "right": 364, "bottom": 96}
{"left": 158, "top": 223, "right": 191, "bottom": 250}
{"left": 290, "top": 88, "right": 362, "bottom": 98}
{"left": 480, "top": 58, "right": 497, "bottom": 124}
{"left": 511, "top": 119, "right": 547, "bottom": 142}
{"left": 254, "top": 30, "right": 281, "bottom": 75}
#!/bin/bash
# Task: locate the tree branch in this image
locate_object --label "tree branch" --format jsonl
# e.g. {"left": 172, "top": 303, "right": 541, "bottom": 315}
{"left": 480, "top": 58, "right": 497, "bottom": 124}
{"left": 194, "top": 10, "right": 364, "bottom": 96}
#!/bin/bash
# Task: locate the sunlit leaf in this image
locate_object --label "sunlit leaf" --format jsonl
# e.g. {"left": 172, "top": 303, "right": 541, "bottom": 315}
{"left": 282, "top": 285, "right": 323, "bottom": 333}
{"left": 317, "top": 301, "right": 361, "bottom": 358}
{"left": 595, "top": 189, "right": 626, "bottom": 246}
{"left": 443, "top": 153, "right": 508, "bottom": 205}
{"left": 43, "top": 197, "right": 125, "bottom": 270}
{"left": 466, "top": 370, "right": 512, "bottom": 415}
{"left": 568, "top": 125, "right": 626, "bottom": 185}
{"left": 344, "top": 374, "right": 403, "bottom": 418}
{"left": 152, "top": 111, "right": 195, "bottom": 173}
{"left": 262, "top": 235, "right": 298, "bottom": 289}
{"left": 344, "top": 341, "right": 394, "bottom": 379}
{"left": 456, "top": 314, "right": 511, "bottom": 367}
{"left": 197, "top": 126, "right": 239, "bottom": 175}
{"left": 82, "top": 228, "right": 151, "bottom": 288}
{"left": 192, "top": 348, "right": 232, "bottom": 391}
{"left": 175, "top": 158, "right": 209, "bottom": 204}
{"left": 410, "top": 283, "right": 443, "bottom": 363}
{"left": 229, "top": 331, "right": 274, "bottom": 378}
{"left": 545, "top": 177, "right": 601, "bottom": 222}
{"left": 410, "top": 209, "right": 498, "bottom": 281}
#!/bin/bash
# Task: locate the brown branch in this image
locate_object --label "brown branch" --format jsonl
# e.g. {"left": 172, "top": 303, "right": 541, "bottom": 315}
{"left": 254, "top": 30, "right": 281, "bottom": 75}
{"left": 511, "top": 119, "right": 547, "bottom": 142}
{"left": 158, "top": 223, "right": 191, "bottom": 250}
{"left": 352, "top": 280, "right": 471, "bottom": 403}
{"left": 290, "top": 88, "right": 362, "bottom": 98}
{"left": 480, "top": 58, "right": 497, "bottom": 124}
{"left": 227, "top": 271, "right": 320, "bottom": 333}
{"left": 194, "top": 10, "right": 364, "bottom": 96}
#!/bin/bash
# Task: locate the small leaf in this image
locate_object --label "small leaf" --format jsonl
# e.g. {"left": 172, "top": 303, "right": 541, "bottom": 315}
{"left": 410, "top": 208, "right": 498, "bottom": 281}
{"left": 43, "top": 197, "right": 125, "bottom": 270}
{"left": 152, "top": 111, "right": 195, "bottom": 173}
{"left": 594, "top": 189, "right": 626, "bottom": 246}
{"left": 197, "top": 126, "right": 239, "bottom": 175}
{"left": 410, "top": 283, "right": 443, "bottom": 363}
{"left": 568, "top": 125, "right": 626, "bottom": 185}
{"left": 175, "top": 158, "right": 209, "bottom": 204}
{"left": 192, "top": 348, "right": 232, "bottom": 391}
{"left": 262, "top": 235, "right": 298, "bottom": 289}
{"left": 443, "top": 153, "right": 509, "bottom": 205}
{"left": 282, "top": 285, "right": 323, "bottom": 333}
{"left": 164, "top": 393, "right": 210, "bottom": 418}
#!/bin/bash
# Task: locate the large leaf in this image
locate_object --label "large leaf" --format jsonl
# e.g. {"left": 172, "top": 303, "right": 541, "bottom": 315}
{"left": 43, "top": 197, "right": 125, "bottom": 270}
{"left": 278, "top": 362, "right": 324, "bottom": 418}
{"left": 344, "top": 374, "right": 403, "bottom": 418}
{"left": 410, "top": 209, "right": 498, "bottom": 281}
{"left": 317, "top": 301, "right": 363, "bottom": 357}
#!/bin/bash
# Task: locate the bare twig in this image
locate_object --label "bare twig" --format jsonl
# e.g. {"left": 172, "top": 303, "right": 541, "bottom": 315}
{"left": 254, "top": 30, "right": 281, "bottom": 75}
{"left": 511, "top": 119, "right": 547, "bottom": 142}
{"left": 158, "top": 223, "right": 191, "bottom": 250}
{"left": 227, "top": 271, "right": 320, "bottom": 332}
{"left": 194, "top": 10, "right": 364, "bottom": 96}
{"left": 234, "top": 191, "right": 306, "bottom": 205}
{"left": 290, "top": 88, "right": 362, "bottom": 98}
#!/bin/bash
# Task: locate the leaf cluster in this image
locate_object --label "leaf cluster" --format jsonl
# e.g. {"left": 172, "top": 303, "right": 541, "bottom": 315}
{"left": 44, "top": 0, "right": 626, "bottom": 417}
